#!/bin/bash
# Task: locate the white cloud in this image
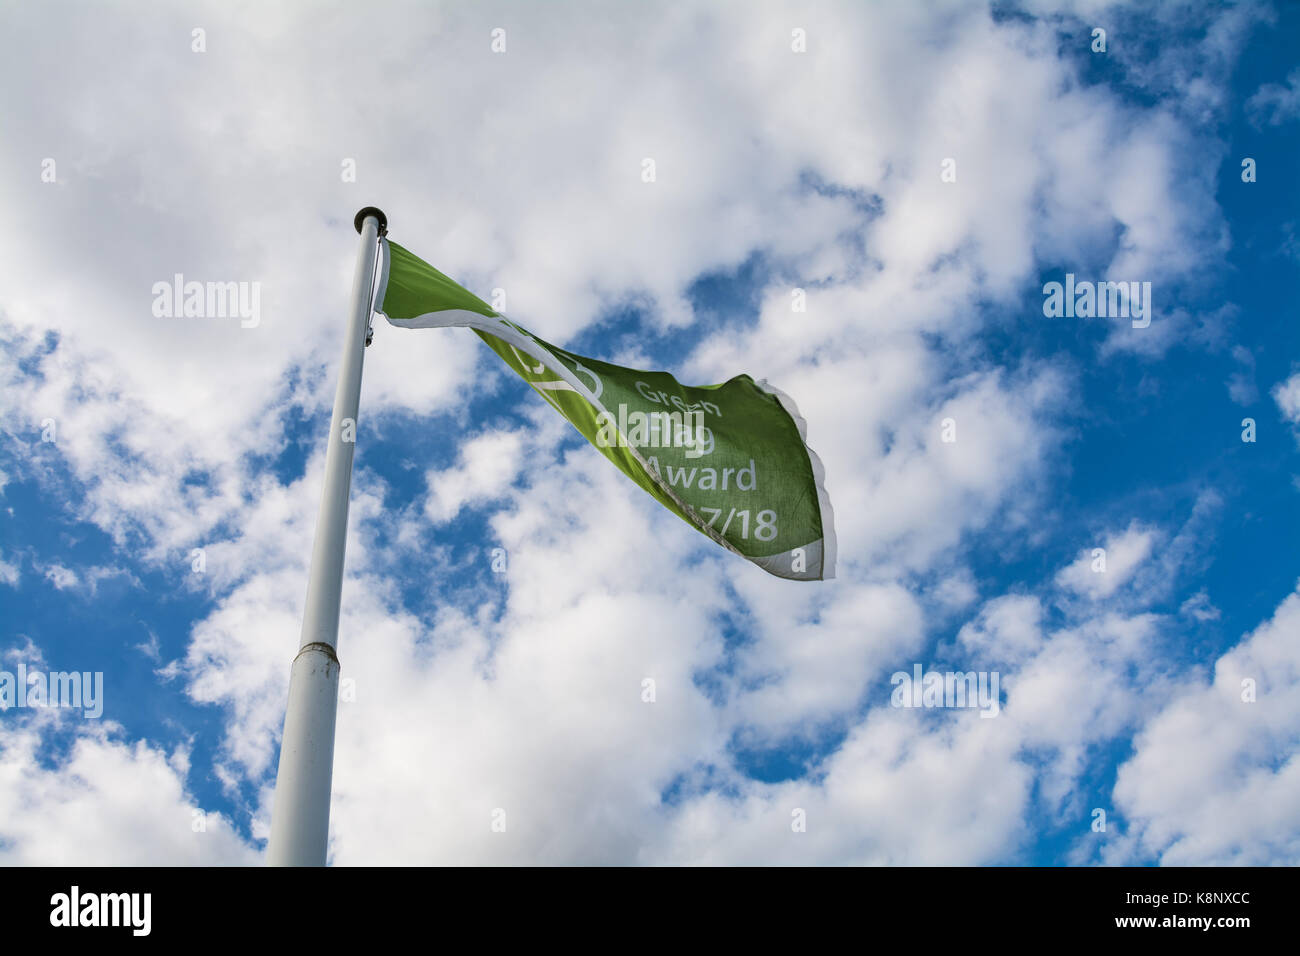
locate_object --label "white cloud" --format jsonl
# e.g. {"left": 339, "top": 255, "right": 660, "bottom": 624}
{"left": 0, "top": 550, "right": 18, "bottom": 586}
{"left": 1179, "top": 589, "right": 1220, "bottom": 622}
{"left": 727, "top": 581, "right": 926, "bottom": 736}
{"left": 135, "top": 628, "right": 163, "bottom": 663}
{"left": 1055, "top": 523, "right": 1156, "bottom": 600}
{"left": 1247, "top": 67, "right": 1300, "bottom": 127}
{"left": 651, "top": 710, "right": 1032, "bottom": 865}
{"left": 425, "top": 429, "right": 526, "bottom": 524}
{"left": 0, "top": 719, "right": 257, "bottom": 866}
{"left": 1227, "top": 345, "right": 1258, "bottom": 405}
{"left": 958, "top": 594, "right": 1044, "bottom": 667}
{"left": 1273, "top": 370, "right": 1300, "bottom": 442}
{"left": 43, "top": 564, "right": 79, "bottom": 591}
{"left": 1111, "top": 585, "right": 1300, "bottom": 865}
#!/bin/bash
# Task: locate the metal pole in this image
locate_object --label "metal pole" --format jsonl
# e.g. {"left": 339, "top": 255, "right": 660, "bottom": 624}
{"left": 267, "top": 207, "right": 387, "bottom": 866}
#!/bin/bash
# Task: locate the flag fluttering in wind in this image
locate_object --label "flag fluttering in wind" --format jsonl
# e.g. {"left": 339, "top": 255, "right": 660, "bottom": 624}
{"left": 271, "top": 208, "right": 831, "bottom": 867}
{"left": 376, "top": 238, "right": 836, "bottom": 580}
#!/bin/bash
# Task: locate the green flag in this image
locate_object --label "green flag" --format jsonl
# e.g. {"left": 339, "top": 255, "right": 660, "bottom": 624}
{"left": 376, "top": 238, "right": 836, "bottom": 580}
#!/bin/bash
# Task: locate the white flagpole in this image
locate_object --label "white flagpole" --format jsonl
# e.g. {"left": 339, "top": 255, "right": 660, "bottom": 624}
{"left": 267, "top": 207, "right": 387, "bottom": 866}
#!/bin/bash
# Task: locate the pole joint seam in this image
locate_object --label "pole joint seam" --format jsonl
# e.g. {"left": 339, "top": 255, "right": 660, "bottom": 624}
{"left": 294, "top": 641, "right": 341, "bottom": 666}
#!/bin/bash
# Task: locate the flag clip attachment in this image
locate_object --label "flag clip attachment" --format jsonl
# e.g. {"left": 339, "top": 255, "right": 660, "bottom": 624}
{"left": 354, "top": 207, "right": 386, "bottom": 348}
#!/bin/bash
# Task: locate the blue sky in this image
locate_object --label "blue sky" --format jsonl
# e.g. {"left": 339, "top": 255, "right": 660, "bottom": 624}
{"left": 1, "top": 0, "right": 1298, "bottom": 865}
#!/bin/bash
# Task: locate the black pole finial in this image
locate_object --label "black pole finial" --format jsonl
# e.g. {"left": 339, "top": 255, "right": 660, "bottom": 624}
{"left": 354, "top": 206, "right": 388, "bottom": 236}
